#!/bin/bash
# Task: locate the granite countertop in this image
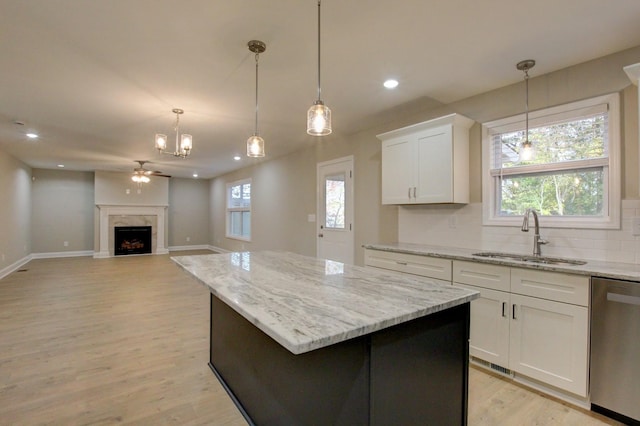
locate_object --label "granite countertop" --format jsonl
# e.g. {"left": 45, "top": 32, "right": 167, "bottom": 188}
{"left": 172, "top": 250, "right": 479, "bottom": 355}
{"left": 363, "top": 242, "right": 640, "bottom": 282}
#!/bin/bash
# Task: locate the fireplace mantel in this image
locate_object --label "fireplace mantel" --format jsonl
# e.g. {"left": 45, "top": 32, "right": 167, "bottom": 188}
{"left": 95, "top": 204, "right": 168, "bottom": 258}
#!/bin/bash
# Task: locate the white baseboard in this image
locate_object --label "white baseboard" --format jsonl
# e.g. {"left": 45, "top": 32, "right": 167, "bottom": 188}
{"left": 0, "top": 255, "right": 32, "bottom": 280}
{"left": 207, "top": 245, "right": 230, "bottom": 253}
{"left": 31, "top": 250, "right": 94, "bottom": 259}
{"left": 168, "top": 245, "right": 212, "bottom": 252}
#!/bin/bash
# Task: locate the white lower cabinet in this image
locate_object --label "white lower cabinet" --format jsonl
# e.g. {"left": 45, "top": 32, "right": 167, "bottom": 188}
{"left": 453, "top": 260, "right": 589, "bottom": 398}
{"left": 455, "top": 283, "right": 510, "bottom": 368}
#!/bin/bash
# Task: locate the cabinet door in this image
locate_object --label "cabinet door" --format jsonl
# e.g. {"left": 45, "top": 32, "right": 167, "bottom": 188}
{"left": 381, "top": 136, "right": 414, "bottom": 204}
{"left": 415, "top": 125, "right": 453, "bottom": 203}
{"left": 509, "top": 294, "right": 589, "bottom": 397}
{"left": 455, "top": 283, "right": 510, "bottom": 368}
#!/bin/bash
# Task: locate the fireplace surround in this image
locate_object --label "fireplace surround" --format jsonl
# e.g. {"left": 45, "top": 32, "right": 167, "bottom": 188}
{"left": 95, "top": 205, "right": 168, "bottom": 258}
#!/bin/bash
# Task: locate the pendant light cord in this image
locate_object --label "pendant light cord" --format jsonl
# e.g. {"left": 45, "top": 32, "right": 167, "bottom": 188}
{"left": 255, "top": 51, "right": 260, "bottom": 134}
{"left": 524, "top": 67, "right": 529, "bottom": 142}
{"left": 316, "top": 0, "right": 322, "bottom": 102}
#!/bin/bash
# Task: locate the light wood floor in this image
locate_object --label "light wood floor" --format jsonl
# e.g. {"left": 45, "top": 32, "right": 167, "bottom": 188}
{"left": 0, "top": 252, "right": 623, "bottom": 425}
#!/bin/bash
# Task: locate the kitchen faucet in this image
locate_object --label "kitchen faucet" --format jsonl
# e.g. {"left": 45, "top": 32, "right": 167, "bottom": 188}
{"left": 521, "top": 208, "right": 548, "bottom": 256}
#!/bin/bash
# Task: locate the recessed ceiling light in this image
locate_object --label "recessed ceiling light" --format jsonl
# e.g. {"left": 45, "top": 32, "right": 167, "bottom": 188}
{"left": 57, "top": 164, "right": 65, "bottom": 168}
{"left": 233, "top": 155, "right": 241, "bottom": 161}
{"left": 193, "top": 173, "right": 198, "bottom": 178}
{"left": 26, "top": 133, "right": 39, "bottom": 139}
{"left": 383, "top": 79, "right": 399, "bottom": 89}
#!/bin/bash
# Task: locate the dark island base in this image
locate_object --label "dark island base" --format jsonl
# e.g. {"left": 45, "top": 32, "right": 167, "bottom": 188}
{"left": 209, "top": 294, "right": 470, "bottom": 426}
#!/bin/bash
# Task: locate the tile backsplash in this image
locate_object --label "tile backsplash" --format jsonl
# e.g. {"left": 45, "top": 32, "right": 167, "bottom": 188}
{"left": 398, "top": 200, "right": 640, "bottom": 264}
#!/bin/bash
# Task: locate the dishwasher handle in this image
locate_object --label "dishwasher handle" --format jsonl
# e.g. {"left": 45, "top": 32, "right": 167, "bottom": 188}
{"left": 607, "top": 292, "right": 640, "bottom": 306}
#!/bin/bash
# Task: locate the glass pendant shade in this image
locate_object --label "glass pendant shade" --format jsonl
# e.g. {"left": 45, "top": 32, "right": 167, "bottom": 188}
{"left": 307, "top": 101, "right": 332, "bottom": 136}
{"left": 180, "top": 134, "right": 193, "bottom": 153}
{"left": 519, "top": 140, "right": 535, "bottom": 162}
{"left": 155, "top": 134, "right": 167, "bottom": 151}
{"left": 247, "top": 134, "right": 265, "bottom": 157}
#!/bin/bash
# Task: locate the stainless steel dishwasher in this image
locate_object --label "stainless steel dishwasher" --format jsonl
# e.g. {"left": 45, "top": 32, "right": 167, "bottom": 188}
{"left": 590, "top": 277, "right": 640, "bottom": 425}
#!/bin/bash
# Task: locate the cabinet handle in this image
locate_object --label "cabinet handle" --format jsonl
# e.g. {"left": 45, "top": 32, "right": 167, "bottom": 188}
{"left": 396, "top": 261, "right": 408, "bottom": 266}
{"left": 501, "top": 302, "right": 507, "bottom": 318}
{"left": 408, "top": 187, "right": 411, "bottom": 198}
{"left": 512, "top": 304, "right": 517, "bottom": 320}
{"left": 413, "top": 187, "right": 417, "bottom": 198}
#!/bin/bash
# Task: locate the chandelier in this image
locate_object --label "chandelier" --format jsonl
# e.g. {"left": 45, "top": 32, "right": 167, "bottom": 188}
{"left": 307, "top": 0, "right": 332, "bottom": 136}
{"left": 247, "top": 40, "right": 266, "bottom": 157}
{"left": 155, "top": 108, "right": 193, "bottom": 158}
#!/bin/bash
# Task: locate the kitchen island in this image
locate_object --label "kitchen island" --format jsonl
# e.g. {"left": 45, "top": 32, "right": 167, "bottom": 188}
{"left": 172, "top": 251, "right": 479, "bottom": 426}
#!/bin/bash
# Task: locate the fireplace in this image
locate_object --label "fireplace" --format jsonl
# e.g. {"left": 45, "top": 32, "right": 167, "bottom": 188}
{"left": 114, "top": 226, "right": 152, "bottom": 256}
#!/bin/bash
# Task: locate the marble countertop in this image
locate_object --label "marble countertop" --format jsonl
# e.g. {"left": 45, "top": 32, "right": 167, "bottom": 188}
{"left": 363, "top": 242, "right": 640, "bottom": 282}
{"left": 172, "top": 250, "right": 479, "bottom": 355}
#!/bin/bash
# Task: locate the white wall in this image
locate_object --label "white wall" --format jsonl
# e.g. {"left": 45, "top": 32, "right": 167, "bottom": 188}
{"left": 0, "top": 150, "right": 31, "bottom": 275}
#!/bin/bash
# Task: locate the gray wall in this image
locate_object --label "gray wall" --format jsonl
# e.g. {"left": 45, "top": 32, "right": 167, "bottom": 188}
{"left": 209, "top": 46, "right": 640, "bottom": 265}
{"left": 31, "top": 169, "right": 94, "bottom": 254}
{"left": 95, "top": 170, "right": 169, "bottom": 206}
{"left": 0, "top": 150, "right": 31, "bottom": 270}
{"left": 168, "top": 178, "right": 210, "bottom": 247}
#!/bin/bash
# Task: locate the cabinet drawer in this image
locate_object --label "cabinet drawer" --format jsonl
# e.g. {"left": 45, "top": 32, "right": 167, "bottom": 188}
{"left": 364, "top": 249, "right": 452, "bottom": 281}
{"left": 510, "top": 268, "right": 589, "bottom": 306}
{"left": 453, "top": 260, "right": 510, "bottom": 292}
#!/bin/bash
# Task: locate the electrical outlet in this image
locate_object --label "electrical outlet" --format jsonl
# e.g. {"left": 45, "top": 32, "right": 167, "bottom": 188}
{"left": 633, "top": 217, "right": 640, "bottom": 236}
{"left": 186, "top": 236, "right": 191, "bottom": 242}
{"left": 63, "top": 241, "right": 69, "bottom": 247}
{"left": 1, "top": 253, "right": 5, "bottom": 262}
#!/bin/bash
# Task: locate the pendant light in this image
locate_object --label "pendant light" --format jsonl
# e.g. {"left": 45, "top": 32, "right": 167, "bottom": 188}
{"left": 307, "top": 0, "right": 332, "bottom": 136}
{"left": 516, "top": 59, "right": 536, "bottom": 162}
{"left": 155, "top": 108, "right": 193, "bottom": 158}
{"left": 247, "top": 40, "right": 266, "bottom": 157}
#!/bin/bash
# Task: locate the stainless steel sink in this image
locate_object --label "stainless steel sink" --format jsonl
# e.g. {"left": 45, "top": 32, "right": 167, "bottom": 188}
{"left": 472, "top": 251, "right": 587, "bottom": 266}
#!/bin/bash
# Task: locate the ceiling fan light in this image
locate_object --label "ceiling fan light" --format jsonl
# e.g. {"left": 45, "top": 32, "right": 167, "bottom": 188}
{"left": 247, "top": 135, "right": 265, "bottom": 158}
{"left": 141, "top": 175, "right": 150, "bottom": 183}
{"left": 155, "top": 134, "right": 167, "bottom": 151}
{"left": 307, "top": 101, "right": 332, "bottom": 136}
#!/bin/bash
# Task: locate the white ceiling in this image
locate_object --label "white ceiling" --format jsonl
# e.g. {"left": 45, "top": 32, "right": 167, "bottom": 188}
{"left": 2, "top": 0, "right": 640, "bottom": 179}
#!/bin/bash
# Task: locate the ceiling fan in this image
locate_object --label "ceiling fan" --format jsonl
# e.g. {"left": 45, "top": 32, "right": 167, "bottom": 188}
{"left": 132, "top": 160, "right": 171, "bottom": 183}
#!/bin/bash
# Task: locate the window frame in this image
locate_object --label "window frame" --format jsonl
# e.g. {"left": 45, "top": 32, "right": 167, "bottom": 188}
{"left": 481, "top": 93, "right": 620, "bottom": 229}
{"left": 226, "top": 178, "right": 252, "bottom": 241}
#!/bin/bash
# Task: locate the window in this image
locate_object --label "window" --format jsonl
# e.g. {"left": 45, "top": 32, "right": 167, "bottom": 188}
{"left": 226, "top": 179, "right": 251, "bottom": 240}
{"left": 482, "top": 93, "right": 620, "bottom": 229}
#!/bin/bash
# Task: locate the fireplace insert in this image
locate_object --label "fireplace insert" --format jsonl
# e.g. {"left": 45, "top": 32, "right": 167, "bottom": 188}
{"left": 114, "top": 226, "right": 152, "bottom": 256}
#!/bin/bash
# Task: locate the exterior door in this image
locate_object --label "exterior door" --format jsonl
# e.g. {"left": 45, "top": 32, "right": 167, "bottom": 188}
{"left": 317, "top": 156, "right": 354, "bottom": 265}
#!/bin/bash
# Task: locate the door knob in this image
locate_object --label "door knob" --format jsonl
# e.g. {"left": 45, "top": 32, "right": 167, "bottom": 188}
{"left": 318, "top": 233, "right": 323, "bottom": 238}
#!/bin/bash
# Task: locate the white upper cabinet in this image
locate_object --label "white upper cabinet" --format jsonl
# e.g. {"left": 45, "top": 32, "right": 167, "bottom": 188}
{"left": 378, "top": 113, "right": 474, "bottom": 205}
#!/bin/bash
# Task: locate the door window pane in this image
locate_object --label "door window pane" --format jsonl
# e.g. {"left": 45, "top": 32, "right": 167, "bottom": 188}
{"left": 325, "top": 173, "right": 345, "bottom": 229}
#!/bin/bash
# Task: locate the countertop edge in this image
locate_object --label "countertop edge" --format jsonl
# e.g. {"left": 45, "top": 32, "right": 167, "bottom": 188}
{"left": 363, "top": 243, "right": 640, "bottom": 282}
